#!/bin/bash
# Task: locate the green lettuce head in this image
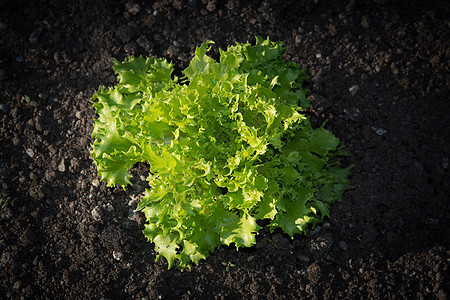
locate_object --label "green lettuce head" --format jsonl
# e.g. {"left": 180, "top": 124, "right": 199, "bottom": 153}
{"left": 91, "top": 36, "right": 352, "bottom": 270}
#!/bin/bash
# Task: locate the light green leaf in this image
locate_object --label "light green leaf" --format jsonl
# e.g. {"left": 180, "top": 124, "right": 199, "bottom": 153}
{"left": 220, "top": 211, "right": 261, "bottom": 249}
{"left": 91, "top": 36, "right": 351, "bottom": 270}
{"left": 153, "top": 232, "right": 179, "bottom": 270}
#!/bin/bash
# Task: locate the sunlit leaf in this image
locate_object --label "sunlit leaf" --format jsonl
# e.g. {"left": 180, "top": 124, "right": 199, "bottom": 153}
{"left": 91, "top": 36, "right": 352, "bottom": 271}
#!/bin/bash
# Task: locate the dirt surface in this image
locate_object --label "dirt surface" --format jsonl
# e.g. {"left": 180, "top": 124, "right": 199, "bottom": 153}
{"left": 0, "top": 0, "right": 449, "bottom": 299}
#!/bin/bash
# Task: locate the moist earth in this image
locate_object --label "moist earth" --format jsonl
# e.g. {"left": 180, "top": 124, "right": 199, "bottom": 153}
{"left": 0, "top": 0, "right": 449, "bottom": 299}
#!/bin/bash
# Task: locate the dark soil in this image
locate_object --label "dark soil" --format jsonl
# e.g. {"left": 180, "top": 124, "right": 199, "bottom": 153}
{"left": 1, "top": 0, "right": 449, "bottom": 299}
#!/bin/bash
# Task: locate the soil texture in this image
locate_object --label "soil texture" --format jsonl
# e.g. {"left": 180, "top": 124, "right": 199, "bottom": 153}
{"left": 0, "top": 0, "right": 449, "bottom": 299}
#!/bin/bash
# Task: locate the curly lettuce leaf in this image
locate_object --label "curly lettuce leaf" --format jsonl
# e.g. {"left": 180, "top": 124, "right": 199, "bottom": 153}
{"left": 91, "top": 36, "right": 352, "bottom": 270}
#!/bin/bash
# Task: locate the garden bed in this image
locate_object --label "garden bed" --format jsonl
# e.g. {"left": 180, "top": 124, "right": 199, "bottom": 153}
{"left": 0, "top": 0, "right": 448, "bottom": 298}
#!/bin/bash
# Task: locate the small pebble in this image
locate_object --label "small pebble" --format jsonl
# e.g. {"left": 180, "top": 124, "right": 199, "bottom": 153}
{"left": 125, "top": 3, "right": 142, "bottom": 15}
{"left": 92, "top": 178, "right": 100, "bottom": 187}
{"left": 206, "top": 1, "right": 216, "bottom": 12}
{"left": 106, "top": 203, "right": 114, "bottom": 213}
{"left": 128, "top": 209, "right": 138, "bottom": 221}
{"left": 58, "top": 159, "right": 66, "bottom": 172}
{"left": 113, "top": 251, "right": 123, "bottom": 261}
{"left": 38, "top": 92, "right": 48, "bottom": 100}
{"left": 79, "top": 137, "right": 89, "bottom": 148}
{"left": 54, "top": 52, "right": 61, "bottom": 63}
{"left": 349, "top": 85, "right": 359, "bottom": 96}
{"left": 13, "top": 280, "right": 21, "bottom": 290}
{"left": 91, "top": 206, "right": 102, "bottom": 221}
{"left": 375, "top": 128, "right": 387, "bottom": 136}
{"left": 26, "top": 149, "right": 34, "bottom": 158}
{"left": 35, "top": 118, "right": 43, "bottom": 132}
{"left": 310, "top": 234, "right": 333, "bottom": 253}
{"left": 371, "top": 127, "right": 387, "bottom": 136}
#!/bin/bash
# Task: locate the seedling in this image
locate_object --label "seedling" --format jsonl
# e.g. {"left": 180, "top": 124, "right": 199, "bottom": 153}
{"left": 221, "top": 260, "right": 236, "bottom": 272}
{"left": 0, "top": 196, "right": 9, "bottom": 211}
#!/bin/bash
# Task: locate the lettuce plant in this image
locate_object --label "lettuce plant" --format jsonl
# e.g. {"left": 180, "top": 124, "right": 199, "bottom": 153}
{"left": 91, "top": 37, "right": 351, "bottom": 270}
